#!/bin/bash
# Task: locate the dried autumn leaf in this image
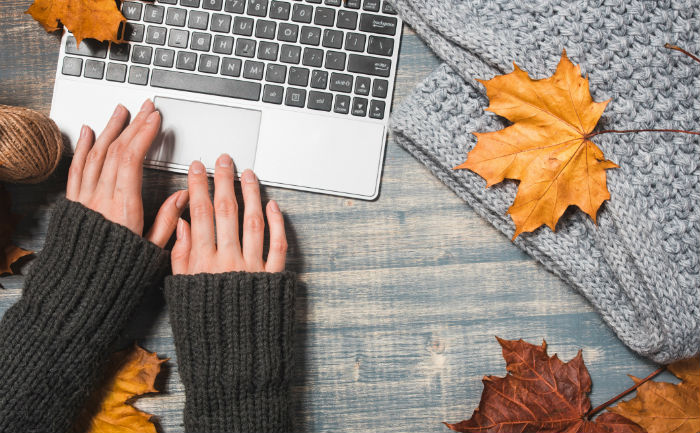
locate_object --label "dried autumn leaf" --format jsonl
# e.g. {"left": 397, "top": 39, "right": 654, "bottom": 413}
{"left": 608, "top": 356, "right": 699, "bottom": 433}
{"left": 74, "top": 345, "right": 167, "bottom": 433}
{"left": 26, "top": 0, "right": 125, "bottom": 45}
{"left": 0, "top": 185, "right": 32, "bottom": 276}
{"left": 456, "top": 51, "right": 618, "bottom": 239}
{"left": 445, "top": 337, "right": 644, "bottom": 433}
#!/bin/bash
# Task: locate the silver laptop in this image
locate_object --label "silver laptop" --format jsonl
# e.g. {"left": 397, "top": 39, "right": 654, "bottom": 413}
{"left": 50, "top": 0, "right": 402, "bottom": 199}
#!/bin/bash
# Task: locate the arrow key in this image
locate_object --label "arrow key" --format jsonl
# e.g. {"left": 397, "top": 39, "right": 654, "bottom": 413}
{"left": 351, "top": 97, "right": 367, "bottom": 117}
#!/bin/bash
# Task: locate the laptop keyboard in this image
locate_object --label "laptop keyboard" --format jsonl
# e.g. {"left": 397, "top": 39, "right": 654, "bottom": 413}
{"left": 60, "top": 0, "right": 400, "bottom": 120}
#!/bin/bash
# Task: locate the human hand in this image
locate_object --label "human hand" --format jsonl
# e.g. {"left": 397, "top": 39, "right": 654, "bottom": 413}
{"left": 66, "top": 100, "right": 188, "bottom": 248}
{"left": 171, "top": 154, "right": 287, "bottom": 275}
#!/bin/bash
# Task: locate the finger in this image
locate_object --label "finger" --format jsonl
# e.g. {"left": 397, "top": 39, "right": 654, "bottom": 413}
{"left": 265, "top": 200, "right": 287, "bottom": 272}
{"left": 188, "top": 160, "right": 216, "bottom": 254}
{"left": 113, "top": 109, "right": 161, "bottom": 200}
{"left": 240, "top": 169, "right": 265, "bottom": 270}
{"left": 78, "top": 104, "right": 129, "bottom": 200}
{"left": 66, "top": 125, "right": 94, "bottom": 201}
{"left": 146, "top": 190, "right": 189, "bottom": 248}
{"left": 213, "top": 154, "right": 242, "bottom": 259}
{"left": 171, "top": 218, "right": 192, "bottom": 275}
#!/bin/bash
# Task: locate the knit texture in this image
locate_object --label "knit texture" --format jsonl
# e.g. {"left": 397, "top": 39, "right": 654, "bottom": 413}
{"left": 0, "top": 198, "right": 169, "bottom": 433}
{"left": 389, "top": 0, "right": 700, "bottom": 363}
{"left": 164, "top": 271, "right": 296, "bottom": 433}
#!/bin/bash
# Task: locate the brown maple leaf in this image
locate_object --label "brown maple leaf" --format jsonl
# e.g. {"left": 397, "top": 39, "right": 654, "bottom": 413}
{"left": 608, "top": 356, "right": 699, "bottom": 433}
{"left": 26, "top": 0, "right": 125, "bottom": 45}
{"left": 456, "top": 51, "right": 618, "bottom": 239}
{"left": 0, "top": 185, "right": 32, "bottom": 276}
{"left": 73, "top": 345, "right": 167, "bottom": 433}
{"left": 445, "top": 338, "right": 644, "bottom": 433}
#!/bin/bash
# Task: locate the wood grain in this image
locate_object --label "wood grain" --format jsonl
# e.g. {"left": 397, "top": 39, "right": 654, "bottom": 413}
{"left": 0, "top": 5, "right": 661, "bottom": 432}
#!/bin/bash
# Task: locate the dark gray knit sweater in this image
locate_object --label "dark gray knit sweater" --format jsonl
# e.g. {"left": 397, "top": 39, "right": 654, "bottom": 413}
{"left": 0, "top": 198, "right": 296, "bottom": 433}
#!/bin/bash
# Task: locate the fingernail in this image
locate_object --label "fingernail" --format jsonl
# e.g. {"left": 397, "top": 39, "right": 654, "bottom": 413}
{"left": 191, "top": 160, "right": 205, "bottom": 174}
{"left": 176, "top": 218, "right": 184, "bottom": 240}
{"left": 269, "top": 200, "right": 280, "bottom": 213}
{"left": 111, "top": 104, "right": 124, "bottom": 118}
{"left": 242, "top": 169, "right": 256, "bottom": 184}
{"left": 217, "top": 153, "right": 232, "bottom": 167}
{"left": 146, "top": 111, "right": 159, "bottom": 124}
{"left": 80, "top": 124, "right": 89, "bottom": 139}
{"left": 175, "top": 190, "right": 189, "bottom": 209}
{"left": 140, "top": 99, "right": 151, "bottom": 112}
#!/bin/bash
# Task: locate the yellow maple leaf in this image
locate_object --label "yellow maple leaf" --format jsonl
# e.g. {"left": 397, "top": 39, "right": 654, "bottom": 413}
{"left": 455, "top": 50, "right": 618, "bottom": 239}
{"left": 26, "top": 0, "right": 125, "bottom": 45}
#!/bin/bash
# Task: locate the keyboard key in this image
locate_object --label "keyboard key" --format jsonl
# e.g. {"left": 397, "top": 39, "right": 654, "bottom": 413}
{"left": 302, "top": 47, "right": 323, "bottom": 66}
{"left": 144, "top": 4, "right": 165, "bottom": 23}
{"left": 334, "top": 94, "right": 350, "bottom": 113}
{"left": 314, "top": 7, "right": 335, "bottom": 25}
{"left": 306, "top": 0, "right": 321, "bottom": 4}
{"left": 352, "top": 97, "right": 367, "bottom": 116}
{"left": 325, "top": 0, "right": 341, "bottom": 5}
{"left": 277, "top": 23, "right": 298, "bottom": 42}
{"left": 131, "top": 45, "right": 153, "bottom": 64}
{"left": 359, "top": 13, "right": 396, "bottom": 35}
{"left": 257, "top": 41, "right": 279, "bottom": 60}
{"left": 291, "top": 3, "right": 312, "bottom": 22}
{"left": 381, "top": 0, "right": 397, "bottom": 14}
{"left": 310, "top": 69, "right": 328, "bottom": 88}
{"left": 109, "top": 43, "right": 130, "bottom": 61}
{"left": 168, "top": 28, "right": 189, "bottom": 48}
{"left": 324, "top": 50, "right": 345, "bottom": 70}
{"left": 243, "top": 60, "right": 264, "bottom": 79}
{"left": 151, "top": 68, "right": 261, "bottom": 100}
{"left": 154, "top": 48, "right": 175, "bottom": 67}
{"left": 263, "top": 84, "right": 284, "bottom": 103}
{"left": 221, "top": 57, "right": 242, "bottom": 76}
{"left": 247, "top": 0, "right": 268, "bottom": 16}
{"left": 166, "top": 7, "right": 187, "bottom": 26}
{"left": 255, "top": 20, "right": 276, "bottom": 39}
{"left": 158, "top": 0, "right": 178, "bottom": 4}
{"left": 367, "top": 35, "right": 393, "bottom": 56}
{"left": 176, "top": 51, "right": 197, "bottom": 70}
{"left": 188, "top": 10, "right": 209, "bottom": 29}
{"left": 202, "top": 0, "right": 223, "bottom": 9}
{"left": 308, "top": 91, "right": 332, "bottom": 111}
{"left": 199, "top": 54, "right": 220, "bottom": 73}
{"left": 106, "top": 62, "right": 127, "bottom": 82}
{"left": 354, "top": 76, "right": 370, "bottom": 95}
{"left": 265, "top": 63, "right": 286, "bottom": 82}
{"left": 347, "top": 53, "right": 390, "bottom": 76}
{"left": 62, "top": 56, "right": 82, "bottom": 76}
{"left": 210, "top": 13, "right": 232, "bottom": 32}
{"left": 280, "top": 44, "right": 301, "bottom": 63}
{"left": 344, "top": 32, "right": 365, "bottom": 51}
{"left": 233, "top": 16, "right": 254, "bottom": 35}
{"left": 146, "top": 26, "right": 167, "bottom": 45}
{"left": 362, "top": 0, "right": 379, "bottom": 11}
{"left": 299, "top": 26, "right": 321, "bottom": 45}
{"left": 235, "top": 38, "right": 256, "bottom": 57}
{"left": 128, "top": 65, "right": 149, "bottom": 85}
{"left": 65, "top": 36, "right": 107, "bottom": 58}
{"left": 190, "top": 32, "right": 212, "bottom": 51}
{"left": 288, "top": 66, "right": 309, "bottom": 86}
{"left": 285, "top": 87, "right": 306, "bottom": 107}
{"left": 337, "top": 10, "right": 357, "bottom": 29}
{"left": 213, "top": 35, "right": 234, "bottom": 54}
{"left": 329, "top": 72, "right": 352, "bottom": 92}
{"left": 369, "top": 99, "right": 385, "bottom": 118}
{"left": 122, "top": 2, "right": 142, "bottom": 20}
{"left": 269, "top": 0, "right": 290, "bottom": 19}
{"left": 372, "top": 78, "right": 388, "bottom": 97}
{"left": 344, "top": 0, "right": 360, "bottom": 8}
{"left": 123, "top": 22, "right": 145, "bottom": 42}
{"left": 225, "top": 0, "right": 245, "bottom": 13}
{"left": 180, "top": 0, "right": 200, "bottom": 7}
{"left": 322, "top": 29, "right": 342, "bottom": 48}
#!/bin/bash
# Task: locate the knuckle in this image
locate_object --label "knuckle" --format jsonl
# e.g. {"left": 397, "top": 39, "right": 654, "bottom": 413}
{"left": 190, "top": 201, "right": 213, "bottom": 218}
{"left": 270, "top": 239, "right": 288, "bottom": 255}
{"left": 120, "top": 149, "right": 137, "bottom": 166}
{"left": 214, "top": 198, "right": 238, "bottom": 218}
{"left": 86, "top": 148, "right": 103, "bottom": 163}
{"left": 244, "top": 214, "right": 265, "bottom": 233}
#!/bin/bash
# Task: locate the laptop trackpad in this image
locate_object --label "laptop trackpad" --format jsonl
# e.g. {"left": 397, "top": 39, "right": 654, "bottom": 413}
{"left": 148, "top": 97, "right": 261, "bottom": 172}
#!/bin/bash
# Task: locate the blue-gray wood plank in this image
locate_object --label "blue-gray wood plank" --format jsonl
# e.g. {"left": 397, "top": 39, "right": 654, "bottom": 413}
{"left": 0, "top": 2, "right": 662, "bottom": 432}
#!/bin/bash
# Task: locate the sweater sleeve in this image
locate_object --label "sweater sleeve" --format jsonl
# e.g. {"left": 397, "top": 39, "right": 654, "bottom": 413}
{"left": 164, "top": 271, "right": 296, "bottom": 433}
{"left": 0, "top": 198, "right": 169, "bottom": 433}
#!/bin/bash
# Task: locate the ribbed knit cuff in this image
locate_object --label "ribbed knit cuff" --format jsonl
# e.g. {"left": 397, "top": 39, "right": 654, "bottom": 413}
{"left": 164, "top": 271, "right": 296, "bottom": 433}
{"left": 0, "top": 198, "right": 169, "bottom": 433}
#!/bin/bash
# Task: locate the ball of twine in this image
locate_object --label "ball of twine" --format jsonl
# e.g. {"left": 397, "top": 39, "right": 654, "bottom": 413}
{"left": 0, "top": 104, "right": 64, "bottom": 184}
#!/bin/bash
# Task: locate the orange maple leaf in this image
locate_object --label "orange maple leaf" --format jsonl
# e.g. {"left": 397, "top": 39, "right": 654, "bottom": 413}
{"left": 26, "top": 0, "right": 125, "bottom": 45}
{"left": 0, "top": 185, "right": 32, "bottom": 276}
{"left": 608, "top": 356, "right": 700, "bottom": 433}
{"left": 456, "top": 50, "right": 618, "bottom": 239}
{"left": 74, "top": 345, "right": 167, "bottom": 433}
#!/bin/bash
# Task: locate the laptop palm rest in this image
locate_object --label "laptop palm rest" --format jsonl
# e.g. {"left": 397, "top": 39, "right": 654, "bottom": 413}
{"left": 148, "top": 97, "right": 261, "bottom": 172}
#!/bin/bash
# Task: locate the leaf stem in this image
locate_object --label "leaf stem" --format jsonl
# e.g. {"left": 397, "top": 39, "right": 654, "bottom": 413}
{"left": 664, "top": 43, "right": 700, "bottom": 64}
{"left": 586, "top": 365, "right": 667, "bottom": 420}
{"left": 587, "top": 129, "right": 700, "bottom": 138}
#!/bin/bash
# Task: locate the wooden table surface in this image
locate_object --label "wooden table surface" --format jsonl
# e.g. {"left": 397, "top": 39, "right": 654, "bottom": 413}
{"left": 0, "top": 2, "right": 662, "bottom": 432}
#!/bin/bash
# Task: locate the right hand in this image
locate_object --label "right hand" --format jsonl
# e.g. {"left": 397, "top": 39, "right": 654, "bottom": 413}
{"left": 171, "top": 154, "right": 287, "bottom": 275}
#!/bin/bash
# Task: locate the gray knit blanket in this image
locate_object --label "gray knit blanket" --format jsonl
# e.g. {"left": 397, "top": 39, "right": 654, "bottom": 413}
{"left": 389, "top": 0, "right": 700, "bottom": 363}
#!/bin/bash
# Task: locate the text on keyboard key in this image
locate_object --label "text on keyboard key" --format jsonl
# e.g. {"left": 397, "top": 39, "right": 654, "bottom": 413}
{"left": 285, "top": 87, "right": 306, "bottom": 107}
{"left": 190, "top": 32, "right": 212, "bottom": 51}
{"left": 129, "top": 66, "right": 149, "bottom": 85}
{"left": 146, "top": 26, "right": 167, "bottom": 45}
{"left": 131, "top": 45, "right": 153, "bottom": 64}
{"left": 263, "top": 84, "right": 284, "bottom": 104}
{"left": 277, "top": 23, "right": 299, "bottom": 42}
{"left": 291, "top": 3, "right": 312, "bottom": 22}
{"left": 247, "top": 0, "right": 268, "bottom": 16}
{"left": 233, "top": 16, "right": 254, "bottom": 35}
{"left": 122, "top": 2, "right": 143, "bottom": 20}
{"left": 288, "top": 66, "right": 309, "bottom": 86}
{"left": 324, "top": 50, "right": 346, "bottom": 70}
{"left": 314, "top": 7, "right": 335, "bottom": 26}
{"left": 243, "top": 60, "right": 264, "bottom": 79}
{"left": 255, "top": 20, "right": 277, "bottom": 38}
{"left": 372, "top": 78, "right": 388, "bottom": 97}
{"left": 269, "top": 0, "right": 290, "bottom": 19}
{"left": 347, "top": 53, "right": 391, "bottom": 76}
{"left": 221, "top": 57, "right": 242, "bottom": 76}
{"left": 188, "top": 10, "right": 209, "bottom": 29}
{"left": 359, "top": 13, "right": 397, "bottom": 35}
{"left": 322, "top": 28, "right": 342, "bottom": 48}
{"left": 168, "top": 28, "right": 190, "bottom": 48}
{"left": 62, "top": 57, "right": 82, "bottom": 76}
{"left": 344, "top": 32, "right": 365, "bottom": 51}
{"left": 213, "top": 35, "right": 234, "bottom": 54}
{"left": 329, "top": 72, "right": 352, "bottom": 92}
{"left": 299, "top": 26, "right": 321, "bottom": 45}
{"left": 334, "top": 94, "right": 350, "bottom": 113}
{"left": 265, "top": 63, "right": 286, "bottom": 82}
{"left": 144, "top": 4, "right": 165, "bottom": 23}
{"left": 199, "top": 54, "right": 220, "bottom": 73}
{"left": 210, "top": 13, "right": 232, "bottom": 31}
{"left": 257, "top": 41, "right": 279, "bottom": 60}
{"left": 109, "top": 43, "right": 130, "bottom": 61}
{"left": 337, "top": 10, "right": 357, "bottom": 29}
{"left": 367, "top": 35, "right": 393, "bottom": 56}
{"left": 362, "top": 0, "right": 379, "bottom": 11}
{"left": 225, "top": 0, "right": 245, "bottom": 13}
{"left": 307, "top": 91, "right": 333, "bottom": 111}
{"left": 122, "top": 22, "right": 145, "bottom": 42}
{"left": 166, "top": 7, "right": 187, "bottom": 26}
{"left": 154, "top": 48, "right": 175, "bottom": 67}
{"left": 202, "top": 0, "right": 223, "bottom": 9}
{"left": 302, "top": 47, "right": 323, "bottom": 67}
{"left": 151, "top": 68, "right": 261, "bottom": 100}
{"left": 310, "top": 70, "right": 328, "bottom": 88}
{"left": 280, "top": 44, "right": 301, "bottom": 63}
{"left": 369, "top": 99, "right": 385, "bottom": 119}
{"left": 354, "top": 76, "right": 370, "bottom": 95}
{"left": 176, "top": 51, "right": 197, "bottom": 70}
{"left": 351, "top": 96, "right": 367, "bottom": 116}
{"left": 235, "top": 38, "right": 257, "bottom": 57}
